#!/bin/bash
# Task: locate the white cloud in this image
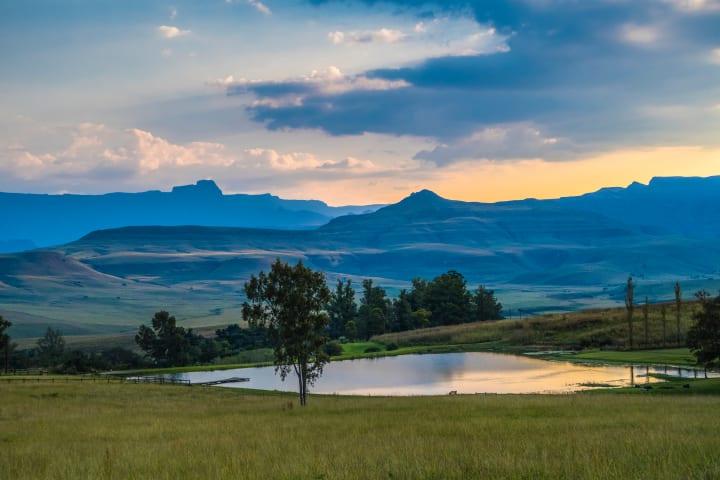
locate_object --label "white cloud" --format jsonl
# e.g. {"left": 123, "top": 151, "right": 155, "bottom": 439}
{"left": 207, "top": 75, "right": 241, "bottom": 88}
{"left": 414, "top": 124, "right": 574, "bottom": 166}
{"left": 620, "top": 23, "right": 660, "bottom": 46}
{"left": 665, "top": 0, "right": 720, "bottom": 11}
{"left": 157, "top": 25, "right": 190, "bottom": 39}
{"left": 327, "top": 18, "right": 506, "bottom": 57}
{"left": 245, "top": 148, "right": 321, "bottom": 170}
{"left": 710, "top": 48, "right": 720, "bottom": 64}
{"left": 328, "top": 28, "right": 405, "bottom": 45}
{"left": 247, "top": 0, "right": 271, "bottom": 15}
{"left": 225, "top": 66, "right": 409, "bottom": 107}
{"left": 320, "top": 156, "right": 376, "bottom": 171}
{"left": 131, "top": 129, "right": 233, "bottom": 171}
{"left": 169, "top": 7, "right": 178, "bottom": 20}
{"left": 245, "top": 148, "right": 377, "bottom": 172}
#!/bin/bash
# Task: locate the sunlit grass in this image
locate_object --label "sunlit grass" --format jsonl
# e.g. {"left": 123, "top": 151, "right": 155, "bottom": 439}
{"left": 375, "top": 301, "right": 700, "bottom": 353}
{"left": 2, "top": 380, "right": 720, "bottom": 479}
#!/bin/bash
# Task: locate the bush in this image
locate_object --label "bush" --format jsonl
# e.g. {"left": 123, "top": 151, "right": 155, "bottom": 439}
{"left": 323, "top": 341, "right": 343, "bottom": 357}
{"left": 385, "top": 342, "right": 399, "bottom": 351}
{"left": 364, "top": 346, "right": 382, "bottom": 353}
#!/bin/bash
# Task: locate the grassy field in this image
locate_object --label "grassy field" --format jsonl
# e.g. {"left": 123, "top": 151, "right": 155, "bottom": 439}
{"left": 2, "top": 380, "right": 720, "bottom": 479}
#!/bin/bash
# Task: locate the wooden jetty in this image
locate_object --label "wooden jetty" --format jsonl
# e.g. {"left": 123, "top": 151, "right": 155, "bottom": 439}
{"left": 129, "top": 375, "right": 249, "bottom": 386}
{"left": 195, "top": 377, "right": 249, "bottom": 386}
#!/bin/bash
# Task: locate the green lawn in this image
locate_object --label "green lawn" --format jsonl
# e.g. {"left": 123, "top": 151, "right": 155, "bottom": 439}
{"left": 560, "top": 348, "right": 698, "bottom": 367}
{"left": 2, "top": 380, "right": 720, "bottom": 479}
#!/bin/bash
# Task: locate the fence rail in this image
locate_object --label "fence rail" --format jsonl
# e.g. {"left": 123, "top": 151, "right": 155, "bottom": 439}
{"left": 0, "top": 375, "right": 248, "bottom": 387}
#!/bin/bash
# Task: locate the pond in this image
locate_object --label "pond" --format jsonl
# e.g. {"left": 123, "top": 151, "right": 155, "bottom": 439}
{"left": 158, "top": 352, "right": 716, "bottom": 395}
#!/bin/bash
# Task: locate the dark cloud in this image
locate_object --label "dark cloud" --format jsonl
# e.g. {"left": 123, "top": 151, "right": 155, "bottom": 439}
{"left": 238, "top": 0, "right": 720, "bottom": 162}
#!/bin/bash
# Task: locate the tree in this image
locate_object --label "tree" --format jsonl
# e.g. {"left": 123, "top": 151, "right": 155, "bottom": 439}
{"left": 327, "top": 279, "right": 357, "bottom": 338}
{"left": 357, "top": 279, "right": 389, "bottom": 338}
{"left": 242, "top": 260, "right": 331, "bottom": 406}
{"left": 625, "top": 276, "right": 635, "bottom": 349}
{"left": 391, "top": 290, "right": 414, "bottom": 332}
{"left": 674, "top": 281, "right": 682, "bottom": 344}
{"left": 425, "top": 271, "right": 472, "bottom": 326}
{"left": 687, "top": 292, "right": 720, "bottom": 367}
{"left": 643, "top": 297, "right": 650, "bottom": 346}
{"left": 0, "top": 316, "right": 13, "bottom": 373}
{"left": 135, "top": 311, "right": 199, "bottom": 367}
{"left": 473, "top": 286, "right": 503, "bottom": 321}
{"left": 37, "top": 327, "right": 65, "bottom": 367}
{"left": 661, "top": 304, "right": 667, "bottom": 347}
{"left": 408, "top": 278, "right": 429, "bottom": 311}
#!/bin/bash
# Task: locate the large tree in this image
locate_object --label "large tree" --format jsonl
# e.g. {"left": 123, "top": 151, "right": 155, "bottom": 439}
{"left": 473, "top": 286, "right": 503, "bottom": 322}
{"left": 391, "top": 290, "right": 414, "bottom": 332}
{"left": 687, "top": 292, "right": 720, "bottom": 367}
{"left": 37, "top": 327, "right": 65, "bottom": 367}
{"left": 327, "top": 278, "right": 357, "bottom": 339}
{"left": 135, "top": 311, "right": 199, "bottom": 367}
{"left": 242, "top": 260, "right": 331, "bottom": 406}
{"left": 357, "top": 279, "right": 389, "bottom": 339}
{"left": 425, "top": 271, "right": 472, "bottom": 326}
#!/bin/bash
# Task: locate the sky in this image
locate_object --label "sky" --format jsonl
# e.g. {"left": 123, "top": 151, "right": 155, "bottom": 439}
{"left": 1, "top": 0, "right": 720, "bottom": 205}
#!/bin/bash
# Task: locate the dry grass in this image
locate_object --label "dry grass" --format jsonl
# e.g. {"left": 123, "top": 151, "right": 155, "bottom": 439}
{"left": 375, "top": 301, "right": 699, "bottom": 351}
{"left": 2, "top": 380, "right": 720, "bottom": 479}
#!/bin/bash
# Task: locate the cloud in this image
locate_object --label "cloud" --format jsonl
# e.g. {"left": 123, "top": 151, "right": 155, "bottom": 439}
{"left": 244, "top": 148, "right": 321, "bottom": 170}
{"left": 169, "top": 7, "right": 178, "bottom": 20}
{"left": 620, "top": 23, "right": 661, "bottom": 45}
{"left": 131, "top": 129, "right": 233, "bottom": 171}
{"left": 239, "top": 0, "right": 720, "bottom": 160}
{"left": 327, "top": 18, "right": 506, "bottom": 57}
{"left": 247, "top": 0, "right": 271, "bottom": 15}
{"left": 328, "top": 28, "right": 406, "bottom": 45}
{"left": 711, "top": 47, "right": 720, "bottom": 64}
{"left": 157, "top": 25, "right": 190, "bottom": 39}
{"left": 3, "top": 124, "right": 383, "bottom": 191}
{"left": 414, "top": 124, "right": 576, "bottom": 166}
{"left": 226, "top": 66, "right": 409, "bottom": 108}
{"left": 665, "top": 0, "right": 720, "bottom": 12}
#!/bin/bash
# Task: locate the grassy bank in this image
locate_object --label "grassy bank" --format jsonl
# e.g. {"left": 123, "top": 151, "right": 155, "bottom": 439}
{"left": 375, "top": 301, "right": 698, "bottom": 350}
{"left": 553, "top": 348, "right": 698, "bottom": 367}
{"left": 2, "top": 380, "right": 720, "bottom": 479}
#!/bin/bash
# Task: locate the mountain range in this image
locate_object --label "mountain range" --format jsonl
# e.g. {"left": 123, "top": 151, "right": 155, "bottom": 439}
{"left": 0, "top": 179, "right": 383, "bottom": 251}
{"left": 2, "top": 175, "right": 720, "bottom": 339}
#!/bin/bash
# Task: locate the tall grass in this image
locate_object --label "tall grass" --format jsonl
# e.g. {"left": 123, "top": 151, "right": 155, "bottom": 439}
{"left": 375, "top": 302, "right": 700, "bottom": 351}
{"left": 2, "top": 381, "right": 720, "bottom": 479}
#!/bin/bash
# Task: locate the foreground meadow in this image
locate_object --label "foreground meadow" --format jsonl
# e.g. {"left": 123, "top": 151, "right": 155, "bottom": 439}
{"left": 2, "top": 380, "right": 720, "bottom": 479}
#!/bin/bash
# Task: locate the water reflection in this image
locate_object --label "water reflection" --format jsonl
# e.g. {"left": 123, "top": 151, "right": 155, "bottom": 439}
{"left": 160, "top": 352, "right": 718, "bottom": 396}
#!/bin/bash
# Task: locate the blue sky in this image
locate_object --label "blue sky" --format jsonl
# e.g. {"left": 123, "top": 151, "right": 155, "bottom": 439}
{"left": 2, "top": 0, "right": 720, "bottom": 204}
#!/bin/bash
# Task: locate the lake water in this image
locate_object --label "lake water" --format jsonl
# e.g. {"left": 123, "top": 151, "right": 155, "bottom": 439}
{"left": 158, "top": 352, "right": 716, "bottom": 395}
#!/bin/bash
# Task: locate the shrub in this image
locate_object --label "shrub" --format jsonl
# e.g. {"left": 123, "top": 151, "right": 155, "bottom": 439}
{"left": 364, "top": 346, "right": 382, "bottom": 353}
{"left": 385, "top": 342, "right": 399, "bottom": 351}
{"left": 323, "top": 341, "right": 343, "bottom": 357}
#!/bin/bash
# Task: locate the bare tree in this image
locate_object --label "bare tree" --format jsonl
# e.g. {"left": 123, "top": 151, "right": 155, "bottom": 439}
{"left": 625, "top": 277, "right": 635, "bottom": 349}
{"left": 674, "top": 282, "right": 682, "bottom": 345}
{"left": 643, "top": 297, "right": 649, "bottom": 347}
{"left": 661, "top": 304, "right": 667, "bottom": 347}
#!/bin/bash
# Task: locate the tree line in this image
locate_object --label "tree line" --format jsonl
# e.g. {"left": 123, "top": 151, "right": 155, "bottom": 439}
{"left": 328, "top": 271, "right": 503, "bottom": 341}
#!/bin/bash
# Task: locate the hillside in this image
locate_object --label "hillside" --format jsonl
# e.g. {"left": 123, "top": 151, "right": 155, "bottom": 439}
{"left": 3, "top": 175, "right": 720, "bottom": 338}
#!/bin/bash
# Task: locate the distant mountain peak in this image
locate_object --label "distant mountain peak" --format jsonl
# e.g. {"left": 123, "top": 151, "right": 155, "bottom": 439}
{"left": 171, "top": 179, "right": 223, "bottom": 197}
{"left": 399, "top": 189, "right": 448, "bottom": 207}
